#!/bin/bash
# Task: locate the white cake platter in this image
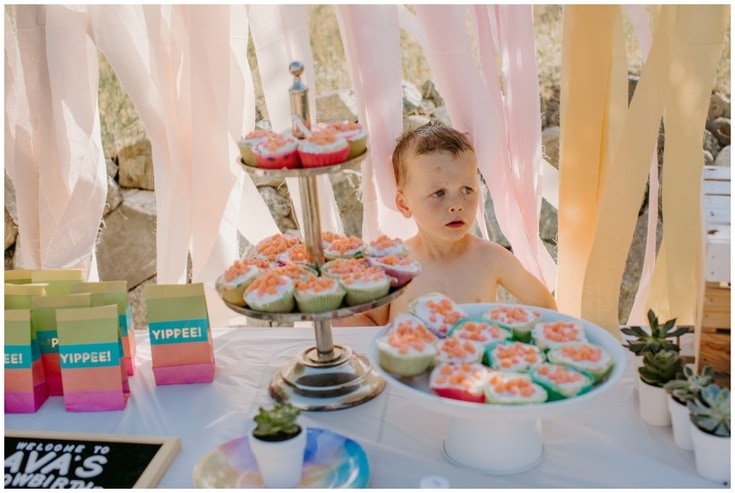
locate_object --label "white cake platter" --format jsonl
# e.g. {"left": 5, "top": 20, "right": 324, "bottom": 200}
{"left": 369, "top": 304, "right": 627, "bottom": 475}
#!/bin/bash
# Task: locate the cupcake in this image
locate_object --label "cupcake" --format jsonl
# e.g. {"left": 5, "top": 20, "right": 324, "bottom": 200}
{"left": 546, "top": 342, "right": 614, "bottom": 383}
{"left": 483, "top": 370, "right": 548, "bottom": 405}
{"left": 449, "top": 319, "right": 512, "bottom": 348}
{"left": 251, "top": 133, "right": 300, "bottom": 169}
{"left": 485, "top": 340, "right": 545, "bottom": 373}
{"left": 243, "top": 270, "right": 295, "bottom": 313}
{"left": 294, "top": 274, "right": 346, "bottom": 313}
{"left": 329, "top": 121, "right": 368, "bottom": 159}
{"left": 297, "top": 129, "right": 349, "bottom": 168}
{"left": 366, "top": 255, "right": 421, "bottom": 288}
{"left": 323, "top": 234, "right": 365, "bottom": 260}
{"left": 531, "top": 320, "right": 587, "bottom": 351}
{"left": 529, "top": 363, "right": 594, "bottom": 401}
{"left": 376, "top": 313, "right": 438, "bottom": 377}
{"left": 434, "top": 337, "right": 484, "bottom": 365}
{"left": 277, "top": 243, "right": 312, "bottom": 267}
{"left": 338, "top": 266, "right": 391, "bottom": 306}
{"left": 409, "top": 292, "right": 467, "bottom": 338}
{"left": 216, "top": 258, "right": 268, "bottom": 306}
{"left": 320, "top": 257, "right": 368, "bottom": 280}
{"left": 363, "top": 235, "right": 409, "bottom": 258}
{"left": 429, "top": 362, "right": 489, "bottom": 403}
{"left": 269, "top": 263, "right": 315, "bottom": 282}
{"left": 250, "top": 234, "right": 301, "bottom": 263}
{"left": 483, "top": 304, "right": 541, "bottom": 343}
{"left": 237, "top": 129, "right": 273, "bottom": 167}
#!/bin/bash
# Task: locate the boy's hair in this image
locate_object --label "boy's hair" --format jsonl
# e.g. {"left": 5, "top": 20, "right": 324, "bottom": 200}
{"left": 392, "top": 122, "right": 475, "bottom": 189}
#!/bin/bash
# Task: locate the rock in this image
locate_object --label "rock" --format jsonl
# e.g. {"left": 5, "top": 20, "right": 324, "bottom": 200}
{"left": 431, "top": 105, "right": 452, "bottom": 127}
{"left": 702, "top": 129, "right": 722, "bottom": 157}
{"left": 315, "top": 90, "right": 358, "bottom": 124}
{"left": 106, "top": 157, "right": 119, "bottom": 181}
{"left": 713, "top": 145, "right": 730, "bottom": 166}
{"left": 258, "top": 186, "right": 297, "bottom": 233}
{"left": 706, "top": 117, "right": 730, "bottom": 147}
{"left": 421, "top": 80, "right": 444, "bottom": 107}
{"left": 419, "top": 99, "right": 436, "bottom": 117}
{"left": 708, "top": 91, "right": 730, "bottom": 120}
{"left": 5, "top": 208, "right": 17, "bottom": 250}
{"left": 704, "top": 150, "right": 714, "bottom": 165}
{"left": 96, "top": 189, "right": 157, "bottom": 289}
{"left": 541, "top": 126, "right": 561, "bottom": 169}
{"left": 103, "top": 174, "right": 123, "bottom": 217}
{"left": 5, "top": 171, "right": 18, "bottom": 223}
{"left": 329, "top": 169, "right": 363, "bottom": 237}
{"left": 118, "top": 136, "right": 155, "bottom": 190}
{"left": 403, "top": 114, "right": 431, "bottom": 132}
{"left": 402, "top": 80, "right": 423, "bottom": 115}
{"left": 127, "top": 275, "right": 156, "bottom": 329}
{"left": 539, "top": 198, "right": 558, "bottom": 243}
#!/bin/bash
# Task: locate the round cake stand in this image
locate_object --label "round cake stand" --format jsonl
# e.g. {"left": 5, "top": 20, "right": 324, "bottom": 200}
{"left": 231, "top": 154, "right": 408, "bottom": 411}
{"left": 369, "top": 304, "right": 628, "bottom": 474}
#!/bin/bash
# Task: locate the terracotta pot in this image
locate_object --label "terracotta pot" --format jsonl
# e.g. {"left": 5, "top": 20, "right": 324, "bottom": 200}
{"left": 690, "top": 421, "right": 731, "bottom": 484}
{"left": 637, "top": 379, "right": 671, "bottom": 426}
{"left": 667, "top": 395, "right": 693, "bottom": 450}
{"left": 250, "top": 427, "right": 307, "bottom": 488}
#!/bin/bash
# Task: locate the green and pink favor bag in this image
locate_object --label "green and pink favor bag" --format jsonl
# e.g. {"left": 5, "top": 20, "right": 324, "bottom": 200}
{"left": 69, "top": 280, "right": 136, "bottom": 376}
{"left": 5, "top": 269, "right": 34, "bottom": 284}
{"left": 5, "top": 309, "right": 49, "bottom": 413}
{"left": 5, "top": 283, "right": 47, "bottom": 309}
{"left": 30, "top": 268, "right": 85, "bottom": 295}
{"left": 56, "top": 304, "right": 129, "bottom": 412}
{"left": 145, "top": 283, "right": 215, "bottom": 385}
{"left": 30, "top": 293, "right": 92, "bottom": 396}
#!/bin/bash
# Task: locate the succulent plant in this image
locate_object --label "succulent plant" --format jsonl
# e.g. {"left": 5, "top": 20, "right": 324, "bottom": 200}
{"left": 621, "top": 309, "right": 690, "bottom": 356}
{"left": 663, "top": 365, "right": 716, "bottom": 405}
{"left": 638, "top": 349, "right": 684, "bottom": 387}
{"left": 252, "top": 401, "right": 302, "bottom": 441}
{"left": 688, "top": 384, "right": 731, "bottom": 437}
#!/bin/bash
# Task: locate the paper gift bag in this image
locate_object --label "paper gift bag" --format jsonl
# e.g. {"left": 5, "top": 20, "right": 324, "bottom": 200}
{"left": 30, "top": 293, "right": 92, "bottom": 395}
{"left": 145, "top": 283, "right": 215, "bottom": 385}
{"left": 56, "top": 304, "right": 129, "bottom": 412}
{"left": 69, "top": 280, "right": 136, "bottom": 376}
{"left": 5, "top": 269, "right": 34, "bottom": 284}
{"left": 5, "top": 283, "right": 47, "bottom": 309}
{"left": 5, "top": 309, "right": 49, "bottom": 413}
{"left": 30, "top": 269, "right": 85, "bottom": 295}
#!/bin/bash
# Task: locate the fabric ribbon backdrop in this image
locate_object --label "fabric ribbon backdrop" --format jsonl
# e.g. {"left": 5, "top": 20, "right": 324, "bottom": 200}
{"left": 4, "top": 5, "right": 728, "bottom": 337}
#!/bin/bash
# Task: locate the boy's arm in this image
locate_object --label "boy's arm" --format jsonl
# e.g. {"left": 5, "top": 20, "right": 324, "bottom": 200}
{"left": 330, "top": 303, "right": 390, "bottom": 327}
{"left": 496, "top": 247, "right": 558, "bottom": 310}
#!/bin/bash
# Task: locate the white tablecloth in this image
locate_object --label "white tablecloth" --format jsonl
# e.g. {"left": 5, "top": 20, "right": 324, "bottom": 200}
{"left": 5, "top": 326, "right": 725, "bottom": 488}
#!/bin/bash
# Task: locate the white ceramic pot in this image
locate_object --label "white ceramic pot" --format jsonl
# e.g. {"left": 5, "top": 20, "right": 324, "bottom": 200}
{"left": 250, "top": 427, "right": 307, "bottom": 488}
{"left": 637, "top": 379, "right": 671, "bottom": 426}
{"left": 690, "top": 421, "right": 731, "bottom": 484}
{"left": 667, "top": 395, "right": 693, "bottom": 450}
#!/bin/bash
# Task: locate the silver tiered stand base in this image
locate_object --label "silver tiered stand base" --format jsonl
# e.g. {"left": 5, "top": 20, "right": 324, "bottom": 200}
{"left": 227, "top": 153, "right": 404, "bottom": 411}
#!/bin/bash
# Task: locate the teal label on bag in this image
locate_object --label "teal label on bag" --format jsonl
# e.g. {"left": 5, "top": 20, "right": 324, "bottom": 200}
{"left": 36, "top": 330, "right": 59, "bottom": 353}
{"left": 4, "top": 345, "right": 32, "bottom": 369}
{"left": 59, "top": 342, "right": 121, "bottom": 369}
{"left": 118, "top": 305, "right": 133, "bottom": 337}
{"left": 149, "top": 318, "right": 209, "bottom": 345}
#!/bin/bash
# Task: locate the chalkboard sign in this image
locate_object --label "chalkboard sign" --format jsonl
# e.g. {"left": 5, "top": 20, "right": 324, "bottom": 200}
{"left": 4, "top": 430, "right": 180, "bottom": 488}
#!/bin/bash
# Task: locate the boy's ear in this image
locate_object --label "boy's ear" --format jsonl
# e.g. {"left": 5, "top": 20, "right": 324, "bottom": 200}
{"left": 395, "top": 190, "right": 412, "bottom": 218}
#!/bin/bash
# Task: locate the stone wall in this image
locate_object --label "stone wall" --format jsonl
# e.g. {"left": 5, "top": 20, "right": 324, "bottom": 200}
{"left": 4, "top": 79, "right": 731, "bottom": 329}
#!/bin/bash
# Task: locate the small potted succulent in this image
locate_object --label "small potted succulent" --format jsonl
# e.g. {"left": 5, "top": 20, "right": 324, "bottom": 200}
{"left": 636, "top": 349, "right": 683, "bottom": 426}
{"left": 621, "top": 309, "right": 689, "bottom": 358}
{"left": 663, "top": 365, "right": 716, "bottom": 449}
{"left": 249, "top": 401, "right": 306, "bottom": 488}
{"left": 687, "top": 384, "right": 730, "bottom": 483}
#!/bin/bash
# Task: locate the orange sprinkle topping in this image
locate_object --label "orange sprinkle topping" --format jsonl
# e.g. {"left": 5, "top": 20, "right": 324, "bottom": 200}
{"left": 328, "top": 236, "right": 364, "bottom": 254}
{"left": 487, "top": 374, "right": 536, "bottom": 396}
{"left": 340, "top": 267, "right": 386, "bottom": 286}
{"left": 432, "top": 363, "right": 485, "bottom": 388}
{"left": 296, "top": 274, "right": 337, "bottom": 293}
{"left": 437, "top": 338, "right": 479, "bottom": 359}
{"left": 387, "top": 320, "right": 436, "bottom": 354}
{"left": 246, "top": 271, "right": 290, "bottom": 297}
{"left": 306, "top": 128, "right": 339, "bottom": 145}
{"left": 536, "top": 364, "right": 583, "bottom": 384}
{"left": 560, "top": 344, "right": 603, "bottom": 362}
{"left": 494, "top": 342, "right": 540, "bottom": 368}
{"left": 488, "top": 305, "right": 538, "bottom": 324}
{"left": 224, "top": 257, "right": 270, "bottom": 282}
{"left": 541, "top": 321, "right": 583, "bottom": 342}
{"left": 426, "top": 298, "right": 463, "bottom": 325}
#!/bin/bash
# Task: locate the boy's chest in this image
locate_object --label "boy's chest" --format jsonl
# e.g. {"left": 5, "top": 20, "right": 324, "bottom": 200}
{"left": 401, "top": 261, "right": 498, "bottom": 307}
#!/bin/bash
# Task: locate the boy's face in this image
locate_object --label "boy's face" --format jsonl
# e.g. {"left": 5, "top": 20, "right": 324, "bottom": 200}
{"left": 396, "top": 149, "right": 480, "bottom": 243}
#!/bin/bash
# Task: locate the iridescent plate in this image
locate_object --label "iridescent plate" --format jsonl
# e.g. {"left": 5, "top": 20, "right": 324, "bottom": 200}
{"left": 193, "top": 428, "right": 370, "bottom": 488}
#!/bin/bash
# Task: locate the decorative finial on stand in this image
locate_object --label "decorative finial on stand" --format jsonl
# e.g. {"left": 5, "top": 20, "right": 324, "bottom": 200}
{"left": 289, "top": 61, "right": 311, "bottom": 139}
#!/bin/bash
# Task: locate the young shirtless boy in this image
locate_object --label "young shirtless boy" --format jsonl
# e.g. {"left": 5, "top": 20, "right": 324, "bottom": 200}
{"left": 336, "top": 123, "right": 557, "bottom": 326}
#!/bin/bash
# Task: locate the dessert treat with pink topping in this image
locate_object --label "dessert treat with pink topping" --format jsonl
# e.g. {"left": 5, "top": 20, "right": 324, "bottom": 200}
{"left": 216, "top": 258, "right": 269, "bottom": 306}
{"left": 329, "top": 120, "right": 368, "bottom": 159}
{"left": 546, "top": 342, "right": 613, "bottom": 383}
{"left": 269, "top": 263, "right": 315, "bottom": 282}
{"left": 376, "top": 313, "right": 438, "bottom": 376}
{"left": 409, "top": 292, "right": 468, "bottom": 338}
{"left": 531, "top": 320, "right": 587, "bottom": 351}
{"left": 363, "top": 235, "right": 410, "bottom": 258}
{"left": 323, "top": 234, "right": 366, "bottom": 260}
{"left": 482, "top": 304, "right": 541, "bottom": 343}
{"left": 250, "top": 234, "right": 301, "bottom": 263}
{"left": 366, "top": 254, "right": 421, "bottom": 288}
{"left": 238, "top": 128, "right": 274, "bottom": 167}
{"left": 529, "top": 363, "right": 594, "bottom": 401}
{"left": 483, "top": 370, "right": 548, "bottom": 405}
{"left": 338, "top": 266, "right": 391, "bottom": 306}
{"left": 449, "top": 319, "right": 512, "bottom": 348}
{"left": 434, "top": 337, "right": 484, "bottom": 365}
{"left": 297, "top": 129, "right": 349, "bottom": 167}
{"left": 251, "top": 133, "right": 300, "bottom": 169}
{"left": 243, "top": 270, "right": 296, "bottom": 313}
{"left": 485, "top": 340, "right": 545, "bottom": 373}
{"left": 320, "top": 258, "right": 368, "bottom": 280}
{"left": 277, "top": 243, "right": 312, "bottom": 267}
{"left": 429, "top": 362, "right": 489, "bottom": 403}
{"left": 294, "top": 274, "right": 346, "bottom": 313}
